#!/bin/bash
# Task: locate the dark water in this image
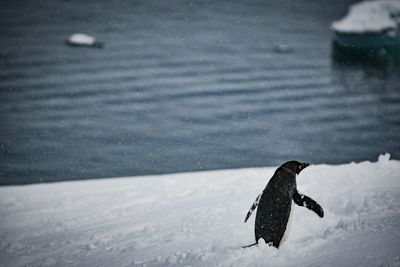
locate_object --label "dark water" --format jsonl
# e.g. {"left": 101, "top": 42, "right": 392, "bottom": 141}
{"left": 1, "top": 0, "right": 399, "bottom": 185}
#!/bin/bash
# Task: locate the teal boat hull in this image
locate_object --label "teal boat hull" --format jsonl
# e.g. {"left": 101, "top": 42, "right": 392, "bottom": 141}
{"left": 333, "top": 29, "right": 400, "bottom": 52}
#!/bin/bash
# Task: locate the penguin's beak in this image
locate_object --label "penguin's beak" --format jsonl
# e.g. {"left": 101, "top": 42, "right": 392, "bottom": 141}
{"left": 297, "top": 162, "right": 310, "bottom": 173}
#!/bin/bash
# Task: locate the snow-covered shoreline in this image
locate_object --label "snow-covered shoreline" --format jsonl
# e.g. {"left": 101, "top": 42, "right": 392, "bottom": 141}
{"left": 1, "top": 155, "right": 400, "bottom": 266}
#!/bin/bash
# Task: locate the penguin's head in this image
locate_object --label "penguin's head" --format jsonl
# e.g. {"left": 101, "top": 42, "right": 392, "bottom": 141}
{"left": 281, "top": 161, "right": 310, "bottom": 175}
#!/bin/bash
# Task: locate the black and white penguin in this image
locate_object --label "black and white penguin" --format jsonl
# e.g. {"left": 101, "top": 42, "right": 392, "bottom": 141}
{"left": 243, "top": 161, "right": 324, "bottom": 249}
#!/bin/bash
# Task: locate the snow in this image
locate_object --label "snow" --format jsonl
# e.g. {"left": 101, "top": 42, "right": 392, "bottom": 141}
{"left": 1, "top": 154, "right": 400, "bottom": 266}
{"left": 331, "top": 0, "right": 400, "bottom": 33}
{"left": 67, "top": 33, "right": 96, "bottom": 46}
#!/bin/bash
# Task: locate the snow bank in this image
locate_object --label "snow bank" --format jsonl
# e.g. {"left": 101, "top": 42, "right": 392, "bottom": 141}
{"left": 331, "top": 1, "right": 400, "bottom": 33}
{"left": 1, "top": 155, "right": 400, "bottom": 266}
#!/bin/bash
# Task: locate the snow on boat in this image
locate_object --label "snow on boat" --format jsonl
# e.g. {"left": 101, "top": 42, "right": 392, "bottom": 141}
{"left": 66, "top": 33, "right": 103, "bottom": 48}
{"left": 331, "top": 1, "right": 400, "bottom": 51}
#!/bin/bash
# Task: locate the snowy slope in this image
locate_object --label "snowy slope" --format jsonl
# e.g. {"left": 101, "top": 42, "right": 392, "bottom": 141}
{"left": 1, "top": 155, "right": 400, "bottom": 267}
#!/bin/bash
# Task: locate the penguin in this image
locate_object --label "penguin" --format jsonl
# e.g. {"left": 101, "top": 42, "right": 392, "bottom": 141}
{"left": 243, "top": 161, "right": 324, "bottom": 249}
{"left": 65, "top": 33, "right": 103, "bottom": 48}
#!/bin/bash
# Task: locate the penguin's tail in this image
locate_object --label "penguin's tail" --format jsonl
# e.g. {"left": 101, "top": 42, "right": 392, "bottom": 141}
{"left": 244, "top": 193, "right": 262, "bottom": 223}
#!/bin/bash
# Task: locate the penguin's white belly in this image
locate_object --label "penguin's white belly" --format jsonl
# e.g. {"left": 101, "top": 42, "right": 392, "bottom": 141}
{"left": 280, "top": 201, "right": 294, "bottom": 246}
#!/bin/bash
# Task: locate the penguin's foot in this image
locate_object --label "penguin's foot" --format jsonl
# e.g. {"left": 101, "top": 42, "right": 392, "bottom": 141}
{"left": 242, "top": 242, "right": 258, "bottom": 248}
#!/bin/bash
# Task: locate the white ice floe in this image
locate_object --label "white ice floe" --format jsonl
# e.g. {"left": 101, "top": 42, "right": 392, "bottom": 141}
{"left": 331, "top": 1, "right": 400, "bottom": 33}
{"left": 66, "top": 33, "right": 102, "bottom": 48}
{"left": 0, "top": 154, "right": 400, "bottom": 266}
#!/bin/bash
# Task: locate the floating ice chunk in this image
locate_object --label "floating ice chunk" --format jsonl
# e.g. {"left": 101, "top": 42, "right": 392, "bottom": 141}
{"left": 272, "top": 44, "right": 293, "bottom": 53}
{"left": 69, "top": 33, "right": 95, "bottom": 45}
{"left": 378, "top": 153, "right": 391, "bottom": 162}
{"left": 331, "top": 1, "right": 400, "bottom": 33}
{"left": 66, "top": 33, "right": 103, "bottom": 48}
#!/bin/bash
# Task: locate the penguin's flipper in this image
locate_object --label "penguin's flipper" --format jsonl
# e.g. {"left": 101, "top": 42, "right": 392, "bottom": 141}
{"left": 244, "top": 193, "right": 262, "bottom": 223}
{"left": 293, "top": 190, "right": 324, "bottom": 218}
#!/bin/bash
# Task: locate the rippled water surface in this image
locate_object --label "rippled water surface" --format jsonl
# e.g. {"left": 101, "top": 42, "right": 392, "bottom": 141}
{"left": 1, "top": 0, "right": 399, "bottom": 184}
